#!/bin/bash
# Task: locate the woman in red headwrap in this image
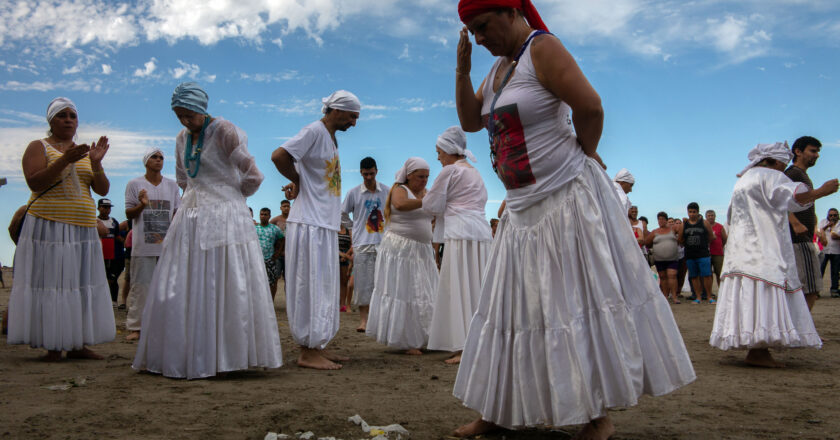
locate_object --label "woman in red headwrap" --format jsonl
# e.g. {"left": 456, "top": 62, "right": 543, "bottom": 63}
{"left": 451, "top": 1, "right": 696, "bottom": 438}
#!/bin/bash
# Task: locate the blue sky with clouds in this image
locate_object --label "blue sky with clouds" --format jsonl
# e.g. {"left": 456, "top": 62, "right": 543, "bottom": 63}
{"left": 1, "top": 0, "right": 839, "bottom": 264}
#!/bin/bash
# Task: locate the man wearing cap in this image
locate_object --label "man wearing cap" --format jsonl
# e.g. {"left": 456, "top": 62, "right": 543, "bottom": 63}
{"left": 124, "top": 148, "right": 182, "bottom": 341}
{"left": 97, "top": 198, "right": 127, "bottom": 304}
{"left": 341, "top": 157, "right": 389, "bottom": 332}
{"left": 271, "top": 90, "right": 360, "bottom": 370}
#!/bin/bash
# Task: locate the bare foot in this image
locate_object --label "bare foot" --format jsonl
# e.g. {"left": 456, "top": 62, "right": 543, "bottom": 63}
{"left": 574, "top": 416, "right": 615, "bottom": 440}
{"left": 405, "top": 348, "right": 422, "bottom": 355}
{"left": 356, "top": 324, "right": 366, "bottom": 333}
{"left": 66, "top": 347, "right": 105, "bottom": 360}
{"left": 297, "top": 348, "right": 342, "bottom": 370}
{"left": 40, "top": 350, "right": 63, "bottom": 362}
{"left": 453, "top": 418, "right": 498, "bottom": 438}
{"left": 322, "top": 349, "right": 350, "bottom": 362}
{"left": 125, "top": 331, "right": 140, "bottom": 341}
{"left": 444, "top": 352, "right": 462, "bottom": 365}
{"left": 745, "top": 348, "right": 785, "bottom": 368}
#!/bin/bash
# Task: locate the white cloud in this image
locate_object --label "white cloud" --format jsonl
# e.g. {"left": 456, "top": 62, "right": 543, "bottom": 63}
{"left": 171, "top": 60, "right": 200, "bottom": 79}
{"left": 398, "top": 44, "right": 410, "bottom": 60}
{"left": 271, "top": 38, "right": 283, "bottom": 48}
{"left": 0, "top": 79, "right": 102, "bottom": 92}
{"left": 0, "top": 109, "right": 45, "bottom": 124}
{"left": 363, "top": 114, "right": 386, "bottom": 121}
{"left": 62, "top": 54, "right": 97, "bottom": 75}
{"left": 101, "top": 64, "right": 112, "bottom": 74}
{"left": 133, "top": 57, "right": 157, "bottom": 77}
{"left": 239, "top": 71, "right": 302, "bottom": 82}
{"left": 429, "top": 35, "right": 448, "bottom": 46}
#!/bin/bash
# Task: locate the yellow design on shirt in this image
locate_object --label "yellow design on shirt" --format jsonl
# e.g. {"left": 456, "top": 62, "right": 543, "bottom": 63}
{"left": 324, "top": 155, "right": 341, "bottom": 196}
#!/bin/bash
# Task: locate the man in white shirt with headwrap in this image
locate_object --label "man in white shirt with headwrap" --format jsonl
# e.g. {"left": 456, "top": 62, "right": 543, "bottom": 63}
{"left": 613, "top": 168, "right": 634, "bottom": 214}
{"left": 271, "top": 90, "right": 360, "bottom": 370}
{"left": 124, "top": 148, "right": 182, "bottom": 341}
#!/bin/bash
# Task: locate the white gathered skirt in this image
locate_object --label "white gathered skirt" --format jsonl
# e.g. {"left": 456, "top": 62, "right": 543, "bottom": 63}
{"left": 284, "top": 222, "right": 340, "bottom": 349}
{"left": 453, "top": 158, "right": 696, "bottom": 429}
{"left": 426, "top": 238, "right": 489, "bottom": 352}
{"left": 132, "top": 204, "right": 283, "bottom": 379}
{"left": 366, "top": 231, "right": 439, "bottom": 350}
{"left": 8, "top": 215, "right": 115, "bottom": 351}
{"left": 710, "top": 275, "right": 821, "bottom": 350}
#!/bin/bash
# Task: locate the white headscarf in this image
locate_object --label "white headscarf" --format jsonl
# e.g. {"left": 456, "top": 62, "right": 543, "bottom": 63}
{"left": 613, "top": 168, "right": 635, "bottom": 184}
{"left": 737, "top": 142, "right": 791, "bottom": 177}
{"left": 143, "top": 147, "right": 164, "bottom": 165}
{"left": 395, "top": 157, "right": 430, "bottom": 183}
{"left": 436, "top": 126, "right": 476, "bottom": 163}
{"left": 321, "top": 90, "right": 361, "bottom": 114}
{"left": 47, "top": 97, "right": 77, "bottom": 122}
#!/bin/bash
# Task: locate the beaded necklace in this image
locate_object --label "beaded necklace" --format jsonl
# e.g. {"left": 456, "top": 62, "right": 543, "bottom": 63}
{"left": 184, "top": 115, "right": 210, "bottom": 178}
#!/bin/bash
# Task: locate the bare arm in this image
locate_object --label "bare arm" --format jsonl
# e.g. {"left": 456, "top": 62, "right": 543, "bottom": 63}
{"left": 497, "top": 200, "right": 506, "bottom": 218}
{"left": 794, "top": 179, "right": 839, "bottom": 206}
{"left": 391, "top": 186, "right": 422, "bottom": 211}
{"left": 21, "top": 140, "right": 75, "bottom": 193}
{"left": 531, "top": 35, "right": 604, "bottom": 156}
{"left": 455, "top": 27, "right": 486, "bottom": 133}
{"left": 720, "top": 225, "right": 728, "bottom": 246}
{"left": 704, "top": 220, "right": 716, "bottom": 242}
{"left": 126, "top": 189, "right": 149, "bottom": 220}
{"left": 270, "top": 147, "right": 300, "bottom": 200}
{"left": 87, "top": 136, "right": 110, "bottom": 196}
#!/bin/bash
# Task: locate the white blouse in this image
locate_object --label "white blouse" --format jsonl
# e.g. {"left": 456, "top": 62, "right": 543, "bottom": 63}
{"left": 423, "top": 160, "right": 492, "bottom": 242}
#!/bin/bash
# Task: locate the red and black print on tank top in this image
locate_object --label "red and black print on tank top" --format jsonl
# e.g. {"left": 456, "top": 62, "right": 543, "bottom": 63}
{"left": 486, "top": 103, "right": 536, "bottom": 190}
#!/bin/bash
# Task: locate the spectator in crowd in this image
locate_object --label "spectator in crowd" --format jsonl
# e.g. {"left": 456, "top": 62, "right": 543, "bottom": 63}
{"left": 119, "top": 226, "right": 132, "bottom": 309}
{"left": 96, "top": 198, "right": 126, "bottom": 304}
{"left": 270, "top": 200, "right": 292, "bottom": 233}
{"left": 629, "top": 206, "right": 647, "bottom": 256}
{"left": 490, "top": 218, "right": 499, "bottom": 237}
{"left": 645, "top": 212, "right": 681, "bottom": 303}
{"left": 341, "top": 157, "right": 390, "bottom": 332}
{"left": 706, "top": 209, "right": 728, "bottom": 293}
{"left": 786, "top": 136, "right": 824, "bottom": 311}
{"left": 256, "top": 207, "right": 284, "bottom": 301}
{"left": 8, "top": 97, "right": 114, "bottom": 361}
{"left": 678, "top": 202, "right": 716, "bottom": 304}
{"left": 338, "top": 223, "right": 353, "bottom": 312}
{"left": 821, "top": 208, "right": 840, "bottom": 297}
{"left": 613, "top": 168, "right": 634, "bottom": 213}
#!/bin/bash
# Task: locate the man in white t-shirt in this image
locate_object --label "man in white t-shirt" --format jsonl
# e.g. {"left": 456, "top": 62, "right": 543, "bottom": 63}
{"left": 613, "top": 168, "right": 634, "bottom": 214}
{"left": 271, "top": 90, "right": 360, "bottom": 370}
{"left": 124, "top": 148, "right": 182, "bottom": 341}
{"left": 341, "top": 157, "right": 389, "bottom": 332}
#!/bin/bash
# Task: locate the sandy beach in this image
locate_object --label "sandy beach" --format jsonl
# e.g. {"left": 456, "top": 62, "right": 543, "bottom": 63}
{"left": 1, "top": 267, "right": 838, "bottom": 440}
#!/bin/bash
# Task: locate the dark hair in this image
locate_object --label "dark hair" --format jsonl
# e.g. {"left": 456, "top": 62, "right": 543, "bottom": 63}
{"left": 757, "top": 157, "right": 780, "bottom": 168}
{"left": 705, "top": 209, "right": 715, "bottom": 215}
{"left": 249, "top": 207, "right": 253, "bottom": 213}
{"left": 657, "top": 211, "right": 668, "bottom": 219}
{"left": 829, "top": 208, "right": 839, "bottom": 217}
{"left": 687, "top": 202, "right": 699, "bottom": 211}
{"left": 360, "top": 157, "right": 377, "bottom": 170}
{"left": 324, "top": 107, "right": 333, "bottom": 114}
{"left": 280, "top": 199, "right": 290, "bottom": 205}
{"left": 260, "top": 207, "right": 271, "bottom": 214}
{"left": 791, "top": 136, "right": 821, "bottom": 159}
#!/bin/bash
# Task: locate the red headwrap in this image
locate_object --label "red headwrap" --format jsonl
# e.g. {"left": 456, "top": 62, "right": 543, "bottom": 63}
{"left": 458, "top": 0, "right": 549, "bottom": 32}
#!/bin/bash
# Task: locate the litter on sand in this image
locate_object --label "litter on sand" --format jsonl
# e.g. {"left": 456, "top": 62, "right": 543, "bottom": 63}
{"left": 347, "top": 414, "right": 410, "bottom": 439}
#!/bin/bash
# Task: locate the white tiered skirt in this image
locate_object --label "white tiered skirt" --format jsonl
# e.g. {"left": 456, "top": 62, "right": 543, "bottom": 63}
{"left": 710, "top": 275, "right": 821, "bottom": 350}
{"left": 366, "top": 231, "right": 439, "bottom": 350}
{"left": 453, "top": 158, "right": 696, "bottom": 429}
{"left": 8, "top": 215, "right": 115, "bottom": 350}
{"left": 132, "top": 203, "right": 283, "bottom": 379}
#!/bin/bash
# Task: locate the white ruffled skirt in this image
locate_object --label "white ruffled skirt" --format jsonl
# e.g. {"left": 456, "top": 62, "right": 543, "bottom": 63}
{"left": 7, "top": 215, "right": 115, "bottom": 351}
{"left": 366, "top": 231, "right": 439, "bottom": 350}
{"left": 132, "top": 202, "right": 283, "bottom": 379}
{"left": 453, "top": 158, "right": 696, "bottom": 429}
{"left": 709, "top": 275, "right": 821, "bottom": 349}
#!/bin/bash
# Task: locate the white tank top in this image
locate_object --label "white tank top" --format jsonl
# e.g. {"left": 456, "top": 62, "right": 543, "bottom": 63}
{"left": 387, "top": 185, "right": 433, "bottom": 243}
{"left": 481, "top": 32, "right": 585, "bottom": 212}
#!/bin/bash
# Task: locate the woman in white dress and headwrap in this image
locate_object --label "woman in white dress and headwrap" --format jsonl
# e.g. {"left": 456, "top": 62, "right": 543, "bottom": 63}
{"left": 132, "top": 82, "right": 283, "bottom": 379}
{"left": 424, "top": 126, "right": 493, "bottom": 365}
{"left": 366, "top": 157, "right": 439, "bottom": 355}
{"left": 710, "top": 142, "right": 837, "bottom": 367}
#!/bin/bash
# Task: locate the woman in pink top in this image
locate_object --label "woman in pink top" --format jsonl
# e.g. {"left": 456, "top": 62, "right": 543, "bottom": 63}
{"left": 451, "top": 1, "right": 695, "bottom": 438}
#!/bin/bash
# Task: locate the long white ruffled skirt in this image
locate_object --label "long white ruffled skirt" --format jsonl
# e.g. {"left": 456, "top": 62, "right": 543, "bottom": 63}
{"left": 8, "top": 215, "right": 115, "bottom": 350}
{"left": 131, "top": 204, "right": 283, "bottom": 379}
{"left": 453, "top": 158, "right": 696, "bottom": 429}
{"left": 366, "top": 231, "right": 439, "bottom": 350}
{"left": 709, "top": 275, "right": 821, "bottom": 350}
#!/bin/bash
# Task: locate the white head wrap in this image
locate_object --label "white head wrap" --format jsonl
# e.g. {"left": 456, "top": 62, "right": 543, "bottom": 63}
{"left": 737, "top": 142, "right": 792, "bottom": 177}
{"left": 395, "top": 157, "right": 430, "bottom": 183}
{"left": 321, "top": 90, "right": 361, "bottom": 114}
{"left": 436, "top": 126, "right": 476, "bottom": 163}
{"left": 143, "top": 147, "right": 164, "bottom": 165}
{"left": 613, "top": 168, "right": 635, "bottom": 184}
{"left": 47, "top": 97, "right": 77, "bottom": 122}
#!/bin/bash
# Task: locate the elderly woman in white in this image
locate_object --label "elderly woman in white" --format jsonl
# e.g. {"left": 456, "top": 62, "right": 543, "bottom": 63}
{"left": 424, "top": 126, "right": 493, "bottom": 364}
{"left": 366, "top": 157, "right": 438, "bottom": 355}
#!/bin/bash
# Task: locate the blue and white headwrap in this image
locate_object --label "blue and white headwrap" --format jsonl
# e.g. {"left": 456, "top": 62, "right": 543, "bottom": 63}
{"left": 171, "top": 82, "right": 209, "bottom": 115}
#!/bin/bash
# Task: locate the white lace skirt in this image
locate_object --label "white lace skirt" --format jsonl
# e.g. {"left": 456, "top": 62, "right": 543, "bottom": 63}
{"left": 426, "top": 238, "right": 489, "bottom": 352}
{"left": 453, "top": 158, "right": 696, "bottom": 429}
{"left": 710, "top": 275, "right": 821, "bottom": 350}
{"left": 7, "top": 215, "right": 115, "bottom": 351}
{"left": 366, "top": 231, "right": 439, "bottom": 350}
{"left": 132, "top": 205, "right": 283, "bottom": 379}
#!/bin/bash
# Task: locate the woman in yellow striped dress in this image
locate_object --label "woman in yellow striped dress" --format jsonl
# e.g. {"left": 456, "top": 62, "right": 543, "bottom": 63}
{"left": 8, "top": 97, "right": 115, "bottom": 361}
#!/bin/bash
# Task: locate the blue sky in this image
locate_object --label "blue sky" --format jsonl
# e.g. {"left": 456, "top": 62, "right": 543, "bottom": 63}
{"left": 1, "top": 0, "right": 839, "bottom": 265}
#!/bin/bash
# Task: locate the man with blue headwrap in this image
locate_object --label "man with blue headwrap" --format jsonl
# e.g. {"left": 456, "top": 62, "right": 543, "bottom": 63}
{"left": 271, "top": 89, "right": 361, "bottom": 370}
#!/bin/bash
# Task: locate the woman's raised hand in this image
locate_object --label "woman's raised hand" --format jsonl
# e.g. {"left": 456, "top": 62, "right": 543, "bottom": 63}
{"left": 457, "top": 26, "right": 472, "bottom": 75}
{"left": 87, "top": 136, "right": 110, "bottom": 164}
{"left": 62, "top": 143, "right": 90, "bottom": 163}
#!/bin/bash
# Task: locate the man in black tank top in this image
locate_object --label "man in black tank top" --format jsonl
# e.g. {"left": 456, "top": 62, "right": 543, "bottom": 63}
{"left": 678, "top": 202, "right": 716, "bottom": 303}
